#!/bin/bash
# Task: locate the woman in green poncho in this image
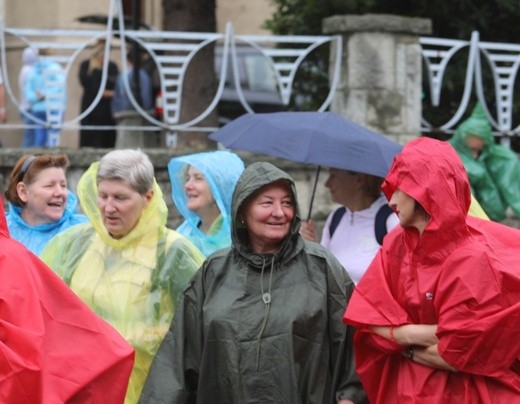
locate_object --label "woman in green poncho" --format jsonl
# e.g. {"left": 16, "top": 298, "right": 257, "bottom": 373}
{"left": 41, "top": 149, "right": 205, "bottom": 404}
{"left": 449, "top": 103, "right": 520, "bottom": 221}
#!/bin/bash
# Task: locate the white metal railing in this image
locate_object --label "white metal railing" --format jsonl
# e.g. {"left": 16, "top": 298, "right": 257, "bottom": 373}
{"left": 0, "top": 0, "right": 342, "bottom": 137}
{"left": 2, "top": 0, "right": 520, "bottom": 143}
{"left": 420, "top": 31, "right": 520, "bottom": 138}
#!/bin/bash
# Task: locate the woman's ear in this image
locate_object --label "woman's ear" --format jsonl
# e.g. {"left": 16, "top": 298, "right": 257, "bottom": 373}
{"left": 144, "top": 189, "right": 154, "bottom": 207}
{"left": 16, "top": 182, "right": 28, "bottom": 204}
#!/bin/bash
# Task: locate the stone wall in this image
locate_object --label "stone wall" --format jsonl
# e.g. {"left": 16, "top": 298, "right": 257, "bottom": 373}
{"left": 0, "top": 148, "right": 336, "bottom": 233}
{"left": 2, "top": 147, "right": 518, "bottom": 232}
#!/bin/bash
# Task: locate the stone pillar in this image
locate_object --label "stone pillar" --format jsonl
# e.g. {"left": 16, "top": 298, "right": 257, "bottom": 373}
{"left": 114, "top": 111, "right": 161, "bottom": 148}
{"left": 323, "top": 14, "right": 432, "bottom": 144}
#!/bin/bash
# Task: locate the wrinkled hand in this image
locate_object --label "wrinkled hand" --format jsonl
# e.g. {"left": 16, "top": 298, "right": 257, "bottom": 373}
{"left": 300, "top": 219, "right": 317, "bottom": 242}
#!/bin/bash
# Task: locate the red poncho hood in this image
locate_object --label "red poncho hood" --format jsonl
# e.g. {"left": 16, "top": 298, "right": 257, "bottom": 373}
{"left": 344, "top": 137, "right": 520, "bottom": 403}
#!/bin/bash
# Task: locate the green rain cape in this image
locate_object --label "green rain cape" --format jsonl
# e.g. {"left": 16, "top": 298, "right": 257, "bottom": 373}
{"left": 449, "top": 103, "right": 520, "bottom": 220}
{"left": 140, "top": 161, "right": 366, "bottom": 403}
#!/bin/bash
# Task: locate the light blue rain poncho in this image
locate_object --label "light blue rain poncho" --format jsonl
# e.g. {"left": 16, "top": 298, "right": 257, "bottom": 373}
{"left": 24, "top": 56, "right": 67, "bottom": 114}
{"left": 6, "top": 190, "right": 87, "bottom": 256}
{"left": 168, "top": 150, "right": 244, "bottom": 256}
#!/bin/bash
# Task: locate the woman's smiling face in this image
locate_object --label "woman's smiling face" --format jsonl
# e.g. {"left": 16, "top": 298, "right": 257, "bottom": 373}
{"left": 184, "top": 165, "right": 214, "bottom": 215}
{"left": 18, "top": 167, "right": 68, "bottom": 225}
{"left": 242, "top": 181, "right": 295, "bottom": 254}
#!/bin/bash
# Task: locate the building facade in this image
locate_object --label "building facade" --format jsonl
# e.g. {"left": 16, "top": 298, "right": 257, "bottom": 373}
{"left": 0, "top": 0, "right": 273, "bottom": 147}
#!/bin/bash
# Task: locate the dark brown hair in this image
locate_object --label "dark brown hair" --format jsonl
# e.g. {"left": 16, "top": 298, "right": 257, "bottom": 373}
{"left": 4, "top": 154, "right": 69, "bottom": 206}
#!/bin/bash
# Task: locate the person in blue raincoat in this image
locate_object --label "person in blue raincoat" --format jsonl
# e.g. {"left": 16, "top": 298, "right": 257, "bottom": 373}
{"left": 168, "top": 150, "right": 244, "bottom": 256}
{"left": 24, "top": 48, "right": 67, "bottom": 147}
{"left": 449, "top": 103, "right": 520, "bottom": 221}
{"left": 4, "top": 154, "right": 87, "bottom": 256}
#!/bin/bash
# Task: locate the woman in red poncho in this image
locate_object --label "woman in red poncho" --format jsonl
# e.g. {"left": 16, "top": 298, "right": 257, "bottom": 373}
{"left": 0, "top": 198, "right": 134, "bottom": 403}
{"left": 344, "top": 137, "right": 520, "bottom": 403}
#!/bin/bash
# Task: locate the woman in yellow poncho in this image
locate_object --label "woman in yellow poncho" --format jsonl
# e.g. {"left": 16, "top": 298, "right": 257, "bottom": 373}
{"left": 41, "top": 149, "right": 204, "bottom": 404}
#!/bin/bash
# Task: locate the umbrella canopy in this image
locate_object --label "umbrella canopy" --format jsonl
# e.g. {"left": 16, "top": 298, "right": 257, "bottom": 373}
{"left": 209, "top": 111, "right": 403, "bottom": 178}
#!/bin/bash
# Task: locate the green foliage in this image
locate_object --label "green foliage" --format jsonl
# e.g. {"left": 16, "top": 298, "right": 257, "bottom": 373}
{"left": 266, "top": 0, "right": 520, "bottom": 42}
{"left": 265, "top": 0, "right": 520, "bottom": 131}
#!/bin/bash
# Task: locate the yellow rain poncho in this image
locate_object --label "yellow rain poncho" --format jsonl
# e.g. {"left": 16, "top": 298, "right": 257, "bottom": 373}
{"left": 41, "top": 162, "right": 204, "bottom": 404}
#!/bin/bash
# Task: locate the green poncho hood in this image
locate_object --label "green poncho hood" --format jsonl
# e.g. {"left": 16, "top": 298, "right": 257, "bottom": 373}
{"left": 231, "top": 161, "right": 303, "bottom": 264}
{"left": 449, "top": 103, "right": 520, "bottom": 221}
{"left": 450, "top": 103, "right": 495, "bottom": 157}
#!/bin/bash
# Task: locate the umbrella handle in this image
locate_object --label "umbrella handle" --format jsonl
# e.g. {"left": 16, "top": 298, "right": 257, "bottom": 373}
{"left": 307, "top": 166, "right": 321, "bottom": 221}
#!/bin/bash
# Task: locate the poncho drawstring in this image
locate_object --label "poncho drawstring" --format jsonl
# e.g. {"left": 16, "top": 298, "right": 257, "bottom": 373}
{"left": 256, "top": 256, "right": 274, "bottom": 370}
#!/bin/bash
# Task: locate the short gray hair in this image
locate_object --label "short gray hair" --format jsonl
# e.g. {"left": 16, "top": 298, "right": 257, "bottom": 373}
{"left": 97, "top": 149, "right": 154, "bottom": 195}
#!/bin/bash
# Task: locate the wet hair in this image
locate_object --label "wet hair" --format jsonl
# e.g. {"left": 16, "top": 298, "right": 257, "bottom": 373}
{"left": 414, "top": 200, "right": 430, "bottom": 221}
{"left": 97, "top": 149, "right": 154, "bottom": 195}
{"left": 4, "top": 154, "right": 69, "bottom": 206}
{"left": 342, "top": 170, "right": 384, "bottom": 200}
{"left": 360, "top": 173, "right": 385, "bottom": 200}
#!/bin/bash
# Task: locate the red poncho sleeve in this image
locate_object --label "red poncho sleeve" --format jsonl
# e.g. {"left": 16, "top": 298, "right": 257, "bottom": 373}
{"left": 0, "top": 223, "right": 134, "bottom": 403}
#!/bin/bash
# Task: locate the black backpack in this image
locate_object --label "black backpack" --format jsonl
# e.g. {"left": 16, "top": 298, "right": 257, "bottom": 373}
{"left": 328, "top": 204, "right": 394, "bottom": 245}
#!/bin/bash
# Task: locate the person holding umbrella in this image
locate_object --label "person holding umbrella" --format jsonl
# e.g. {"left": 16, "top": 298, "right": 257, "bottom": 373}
{"left": 140, "top": 161, "right": 366, "bottom": 404}
{"left": 343, "top": 137, "right": 520, "bottom": 403}
{"left": 300, "top": 169, "right": 399, "bottom": 284}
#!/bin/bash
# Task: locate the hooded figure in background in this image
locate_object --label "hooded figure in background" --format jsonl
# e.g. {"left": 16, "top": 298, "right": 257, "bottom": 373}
{"left": 449, "top": 103, "right": 520, "bottom": 221}
{"left": 0, "top": 198, "right": 134, "bottom": 403}
{"left": 344, "top": 137, "right": 520, "bottom": 403}
{"left": 140, "top": 161, "right": 366, "bottom": 404}
{"left": 168, "top": 150, "right": 244, "bottom": 256}
{"left": 24, "top": 48, "right": 67, "bottom": 147}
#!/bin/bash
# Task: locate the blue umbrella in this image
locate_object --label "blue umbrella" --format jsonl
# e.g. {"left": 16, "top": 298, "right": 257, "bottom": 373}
{"left": 210, "top": 111, "right": 403, "bottom": 218}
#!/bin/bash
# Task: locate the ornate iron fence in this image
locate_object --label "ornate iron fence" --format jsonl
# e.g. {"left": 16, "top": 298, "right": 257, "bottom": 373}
{"left": 0, "top": 0, "right": 342, "bottom": 140}
{"left": 421, "top": 31, "right": 520, "bottom": 143}
{"left": 1, "top": 0, "right": 520, "bottom": 145}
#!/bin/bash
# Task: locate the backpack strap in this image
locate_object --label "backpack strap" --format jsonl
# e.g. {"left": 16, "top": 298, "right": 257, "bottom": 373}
{"left": 374, "top": 203, "right": 394, "bottom": 245}
{"left": 329, "top": 207, "right": 346, "bottom": 238}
